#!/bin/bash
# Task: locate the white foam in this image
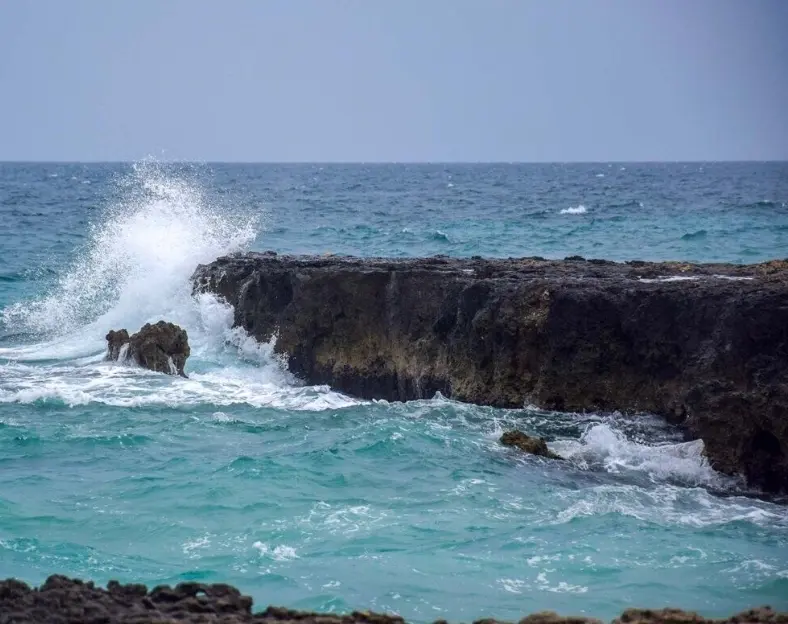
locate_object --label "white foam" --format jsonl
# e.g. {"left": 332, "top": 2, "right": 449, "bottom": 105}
{"left": 552, "top": 423, "right": 722, "bottom": 487}
{"left": 253, "top": 542, "right": 299, "bottom": 561}
{"left": 0, "top": 339, "right": 360, "bottom": 411}
{"left": 560, "top": 205, "right": 586, "bottom": 215}
{"left": 182, "top": 535, "right": 211, "bottom": 554}
{"left": 546, "top": 483, "right": 787, "bottom": 529}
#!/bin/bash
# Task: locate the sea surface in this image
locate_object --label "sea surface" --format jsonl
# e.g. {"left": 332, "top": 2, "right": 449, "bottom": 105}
{"left": 1, "top": 161, "right": 787, "bottom": 621}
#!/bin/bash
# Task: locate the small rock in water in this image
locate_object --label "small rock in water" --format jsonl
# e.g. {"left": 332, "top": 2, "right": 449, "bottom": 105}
{"left": 500, "top": 430, "right": 562, "bottom": 460}
{"left": 105, "top": 321, "right": 190, "bottom": 377}
{"left": 105, "top": 329, "right": 130, "bottom": 361}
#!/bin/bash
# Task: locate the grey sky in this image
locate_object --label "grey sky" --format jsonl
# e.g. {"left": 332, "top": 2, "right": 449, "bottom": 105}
{"left": 1, "top": 0, "right": 786, "bottom": 162}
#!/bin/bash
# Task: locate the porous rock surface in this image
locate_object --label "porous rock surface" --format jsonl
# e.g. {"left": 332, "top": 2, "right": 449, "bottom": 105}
{"left": 192, "top": 253, "right": 788, "bottom": 493}
{"left": 106, "top": 320, "right": 190, "bottom": 377}
{"left": 1, "top": 576, "right": 786, "bottom": 624}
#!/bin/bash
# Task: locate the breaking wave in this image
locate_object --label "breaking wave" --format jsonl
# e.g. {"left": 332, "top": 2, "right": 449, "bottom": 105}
{"left": 0, "top": 160, "right": 357, "bottom": 411}
{"left": 1, "top": 160, "right": 257, "bottom": 344}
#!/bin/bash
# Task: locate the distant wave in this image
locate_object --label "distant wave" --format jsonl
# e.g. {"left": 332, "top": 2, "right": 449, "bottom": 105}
{"left": 430, "top": 230, "right": 452, "bottom": 242}
{"left": 681, "top": 229, "right": 708, "bottom": 241}
{"left": 608, "top": 200, "right": 644, "bottom": 209}
{"left": 745, "top": 200, "right": 785, "bottom": 209}
{"left": 560, "top": 205, "right": 587, "bottom": 215}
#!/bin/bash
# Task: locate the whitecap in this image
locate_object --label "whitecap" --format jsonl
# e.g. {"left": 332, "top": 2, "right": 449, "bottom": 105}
{"left": 253, "top": 542, "right": 299, "bottom": 561}
{"left": 551, "top": 422, "right": 723, "bottom": 487}
{"left": 560, "top": 205, "right": 586, "bottom": 215}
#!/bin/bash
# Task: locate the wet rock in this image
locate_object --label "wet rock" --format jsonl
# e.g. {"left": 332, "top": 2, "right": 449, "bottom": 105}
{"left": 105, "top": 329, "right": 130, "bottom": 361}
{"left": 192, "top": 253, "right": 788, "bottom": 493}
{"left": 1, "top": 576, "right": 786, "bottom": 623}
{"left": 500, "top": 430, "right": 562, "bottom": 460}
{"left": 105, "top": 321, "right": 190, "bottom": 377}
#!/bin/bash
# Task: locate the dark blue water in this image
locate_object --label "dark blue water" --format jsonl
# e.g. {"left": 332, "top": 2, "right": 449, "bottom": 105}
{"left": 1, "top": 161, "right": 787, "bottom": 621}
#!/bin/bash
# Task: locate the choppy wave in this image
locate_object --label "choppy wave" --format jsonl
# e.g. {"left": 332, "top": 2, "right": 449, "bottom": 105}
{"left": 560, "top": 205, "right": 587, "bottom": 215}
{"left": 681, "top": 229, "right": 708, "bottom": 240}
{"left": 746, "top": 200, "right": 785, "bottom": 209}
{"left": 551, "top": 422, "right": 728, "bottom": 488}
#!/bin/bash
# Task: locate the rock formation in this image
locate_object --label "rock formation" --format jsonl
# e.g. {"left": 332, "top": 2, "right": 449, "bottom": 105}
{"left": 105, "top": 321, "right": 190, "bottom": 377}
{"left": 105, "top": 329, "right": 130, "bottom": 361}
{"left": 500, "top": 430, "right": 562, "bottom": 459}
{"left": 192, "top": 253, "right": 788, "bottom": 493}
{"left": 1, "top": 576, "right": 785, "bottom": 623}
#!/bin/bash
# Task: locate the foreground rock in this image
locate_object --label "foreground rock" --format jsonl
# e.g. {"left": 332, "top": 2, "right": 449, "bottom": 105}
{"left": 105, "top": 321, "right": 190, "bottom": 377}
{"left": 501, "top": 430, "right": 563, "bottom": 459}
{"left": 192, "top": 253, "right": 788, "bottom": 493}
{"left": 1, "top": 576, "right": 785, "bottom": 623}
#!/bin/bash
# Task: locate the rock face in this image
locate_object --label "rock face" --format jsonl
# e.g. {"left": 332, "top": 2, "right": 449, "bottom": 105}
{"left": 1, "top": 576, "right": 785, "bottom": 624}
{"left": 500, "top": 430, "right": 562, "bottom": 460}
{"left": 192, "top": 253, "right": 788, "bottom": 493}
{"left": 105, "top": 321, "right": 190, "bottom": 377}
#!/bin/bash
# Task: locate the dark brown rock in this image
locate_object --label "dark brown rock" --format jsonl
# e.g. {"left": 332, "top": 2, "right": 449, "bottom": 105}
{"left": 191, "top": 253, "right": 788, "bottom": 493}
{"left": 1, "top": 576, "right": 786, "bottom": 624}
{"left": 500, "top": 430, "right": 562, "bottom": 459}
{"left": 106, "top": 321, "right": 190, "bottom": 377}
{"left": 105, "top": 329, "right": 130, "bottom": 361}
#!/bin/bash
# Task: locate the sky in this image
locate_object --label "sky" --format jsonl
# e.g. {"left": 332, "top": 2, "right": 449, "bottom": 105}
{"left": 0, "top": 0, "right": 786, "bottom": 162}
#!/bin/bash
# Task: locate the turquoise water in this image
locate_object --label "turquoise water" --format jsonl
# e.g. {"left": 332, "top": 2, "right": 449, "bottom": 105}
{"left": 1, "top": 161, "right": 787, "bottom": 621}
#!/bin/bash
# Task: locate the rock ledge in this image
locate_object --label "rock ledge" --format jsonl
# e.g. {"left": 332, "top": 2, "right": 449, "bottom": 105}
{"left": 192, "top": 253, "right": 788, "bottom": 493}
{"left": 1, "top": 576, "right": 786, "bottom": 624}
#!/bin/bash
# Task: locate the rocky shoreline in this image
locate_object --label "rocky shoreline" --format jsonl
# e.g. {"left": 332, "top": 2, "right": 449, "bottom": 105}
{"left": 192, "top": 253, "right": 788, "bottom": 493}
{"left": 1, "top": 576, "right": 786, "bottom": 624}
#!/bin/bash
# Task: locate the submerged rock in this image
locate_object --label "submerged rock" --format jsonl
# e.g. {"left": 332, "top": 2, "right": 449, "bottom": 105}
{"left": 105, "top": 321, "right": 190, "bottom": 377}
{"left": 500, "top": 430, "right": 562, "bottom": 460}
{"left": 0, "top": 576, "right": 785, "bottom": 623}
{"left": 192, "top": 253, "right": 788, "bottom": 493}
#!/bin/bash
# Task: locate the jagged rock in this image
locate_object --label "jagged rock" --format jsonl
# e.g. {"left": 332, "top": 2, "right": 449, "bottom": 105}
{"left": 105, "top": 329, "right": 129, "bottom": 361}
{"left": 500, "top": 430, "right": 562, "bottom": 459}
{"left": 192, "top": 253, "right": 788, "bottom": 493}
{"left": 1, "top": 576, "right": 785, "bottom": 623}
{"left": 105, "top": 321, "right": 190, "bottom": 377}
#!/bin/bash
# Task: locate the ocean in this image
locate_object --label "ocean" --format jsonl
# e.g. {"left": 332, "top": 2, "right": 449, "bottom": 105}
{"left": 1, "top": 161, "right": 787, "bottom": 621}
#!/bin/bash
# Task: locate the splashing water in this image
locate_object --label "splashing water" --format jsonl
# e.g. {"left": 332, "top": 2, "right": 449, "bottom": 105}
{"left": 0, "top": 161, "right": 357, "bottom": 409}
{"left": 1, "top": 161, "right": 258, "bottom": 350}
{"left": 551, "top": 422, "right": 731, "bottom": 489}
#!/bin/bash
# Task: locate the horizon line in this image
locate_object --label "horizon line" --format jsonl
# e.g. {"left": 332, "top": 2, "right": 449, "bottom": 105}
{"left": 1, "top": 159, "right": 787, "bottom": 165}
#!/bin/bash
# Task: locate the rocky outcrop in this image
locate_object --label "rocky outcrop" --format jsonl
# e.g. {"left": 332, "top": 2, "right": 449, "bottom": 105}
{"left": 105, "top": 329, "right": 130, "bottom": 361}
{"left": 105, "top": 321, "right": 190, "bottom": 377}
{"left": 192, "top": 253, "right": 788, "bottom": 493}
{"left": 500, "top": 430, "right": 563, "bottom": 459}
{"left": 1, "top": 576, "right": 785, "bottom": 623}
